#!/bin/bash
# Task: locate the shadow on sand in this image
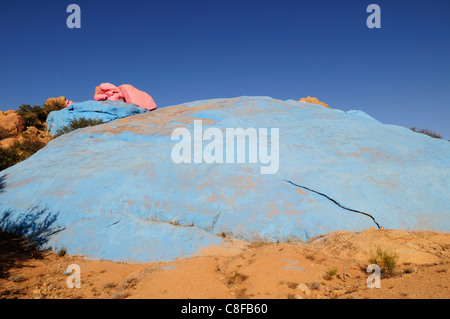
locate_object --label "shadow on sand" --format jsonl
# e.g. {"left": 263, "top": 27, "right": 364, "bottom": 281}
{"left": 0, "top": 177, "right": 62, "bottom": 279}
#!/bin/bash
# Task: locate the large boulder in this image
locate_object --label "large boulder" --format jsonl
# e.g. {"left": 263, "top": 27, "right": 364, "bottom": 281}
{"left": 94, "top": 83, "right": 157, "bottom": 111}
{"left": 46, "top": 100, "right": 148, "bottom": 135}
{"left": 44, "top": 96, "right": 66, "bottom": 110}
{"left": 0, "top": 110, "right": 25, "bottom": 136}
{"left": 0, "top": 96, "right": 448, "bottom": 262}
{"left": 118, "top": 84, "right": 157, "bottom": 111}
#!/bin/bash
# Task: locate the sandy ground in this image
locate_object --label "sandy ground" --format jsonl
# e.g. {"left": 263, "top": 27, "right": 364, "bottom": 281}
{"left": 0, "top": 227, "right": 449, "bottom": 299}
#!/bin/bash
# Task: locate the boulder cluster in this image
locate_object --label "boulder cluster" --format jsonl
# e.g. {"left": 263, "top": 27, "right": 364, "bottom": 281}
{"left": 0, "top": 107, "right": 52, "bottom": 150}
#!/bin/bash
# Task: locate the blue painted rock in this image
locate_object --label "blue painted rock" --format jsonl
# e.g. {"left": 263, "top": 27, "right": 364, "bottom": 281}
{"left": 1, "top": 96, "right": 449, "bottom": 262}
{"left": 46, "top": 100, "right": 148, "bottom": 135}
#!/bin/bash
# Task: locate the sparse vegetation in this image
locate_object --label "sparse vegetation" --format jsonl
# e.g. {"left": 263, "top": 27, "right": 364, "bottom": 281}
{"left": 104, "top": 282, "right": 117, "bottom": 289}
{"left": 57, "top": 247, "right": 67, "bottom": 257}
{"left": 305, "top": 254, "right": 315, "bottom": 261}
{"left": 226, "top": 270, "right": 249, "bottom": 286}
{"left": 0, "top": 128, "right": 14, "bottom": 140}
{"left": 17, "top": 105, "right": 47, "bottom": 130}
{"left": 286, "top": 281, "right": 299, "bottom": 289}
{"left": 410, "top": 127, "right": 443, "bottom": 139}
{"left": 323, "top": 266, "right": 338, "bottom": 280}
{"left": 234, "top": 288, "right": 249, "bottom": 299}
{"left": 15, "top": 137, "right": 46, "bottom": 159}
{"left": 0, "top": 137, "right": 46, "bottom": 171}
{"left": 369, "top": 246, "right": 399, "bottom": 274}
{"left": 307, "top": 281, "right": 321, "bottom": 290}
{"left": 0, "top": 146, "right": 22, "bottom": 171}
{"left": 54, "top": 117, "right": 104, "bottom": 137}
{"left": 327, "top": 266, "right": 338, "bottom": 276}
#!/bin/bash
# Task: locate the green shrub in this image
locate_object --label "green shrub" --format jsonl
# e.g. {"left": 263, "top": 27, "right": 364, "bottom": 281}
{"left": 57, "top": 247, "right": 67, "bottom": 257}
{"left": 369, "top": 246, "right": 399, "bottom": 274}
{"left": 327, "top": 266, "right": 338, "bottom": 276}
{"left": 54, "top": 117, "right": 104, "bottom": 137}
{"left": 17, "top": 104, "right": 46, "bottom": 129}
{"left": 0, "top": 137, "right": 46, "bottom": 171}
{"left": 0, "top": 128, "right": 14, "bottom": 140}
{"left": 16, "top": 137, "right": 46, "bottom": 159}
{"left": 0, "top": 146, "right": 21, "bottom": 171}
{"left": 322, "top": 266, "right": 338, "bottom": 280}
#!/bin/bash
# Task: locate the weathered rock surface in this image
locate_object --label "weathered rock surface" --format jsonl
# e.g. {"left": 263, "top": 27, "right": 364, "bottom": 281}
{"left": 0, "top": 96, "right": 448, "bottom": 262}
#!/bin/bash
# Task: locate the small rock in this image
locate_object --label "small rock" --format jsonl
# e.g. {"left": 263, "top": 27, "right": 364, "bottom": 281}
{"left": 297, "top": 283, "right": 311, "bottom": 296}
{"left": 404, "top": 266, "right": 417, "bottom": 274}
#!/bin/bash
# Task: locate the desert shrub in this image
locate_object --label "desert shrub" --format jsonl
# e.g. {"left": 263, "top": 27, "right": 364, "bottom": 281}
{"left": 104, "top": 282, "right": 117, "bottom": 289}
{"left": 57, "top": 247, "right": 67, "bottom": 257}
{"left": 17, "top": 102, "right": 66, "bottom": 130}
{"left": 286, "top": 281, "right": 299, "bottom": 289}
{"left": 0, "top": 146, "right": 21, "bottom": 171}
{"left": 327, "top": 266, "right": 338, "bottom": 276}
{"left": 323, "top": 266, "right": 338, "bottom": 280}
{"left": 226, "top": 270, "right": 249, "bottom": 286}
{"left": 307, "top": 281, "right": 321, "bottom": 290}
{"left": 235, "top": 288, "right": 249, "bottom": 299}
{"left": 0, "top": 137, "right": 46, "bottom": 171}
{"left": 369, "top": 246, "right": 399, "bottom": 274}
{"left": 0, "top": 128, "right": 14, "bottom": 140}
{"left": 15, "top": 137, "right": 46, "bottom": 159}
{"left": 410, "top": 127, "right": 443, "bottom": 139}
{"left": 17, "top": 104, "right": 47, "bottom": 130}
{"left": 55, "top": 117, "right": 104, "bottom": 137}
{"left": 17, "top": 104, "right": 46, "bottom": 129}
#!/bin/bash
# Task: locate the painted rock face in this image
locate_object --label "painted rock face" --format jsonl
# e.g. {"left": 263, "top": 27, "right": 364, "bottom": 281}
{"left": 1, "top": 96, "right": 449, "bottom": 262}
{"left": 46, "top": 100, "right": 148, "bottom": 135}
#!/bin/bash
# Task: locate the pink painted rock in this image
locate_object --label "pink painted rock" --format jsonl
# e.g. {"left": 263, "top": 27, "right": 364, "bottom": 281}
{"left": 94, "top": 94, "right": 108, "bottom": 101}
{"left": 119, "top": 84, "right": 157, "bottom": 111}
{"left": 93, "top": 83, "right": 157, "bottom": 111}
{"left": 94, "top": 83, "right": 125, "bottom": 102}
{"left": 100, "top": 83, "right": 118, "bottom": 91}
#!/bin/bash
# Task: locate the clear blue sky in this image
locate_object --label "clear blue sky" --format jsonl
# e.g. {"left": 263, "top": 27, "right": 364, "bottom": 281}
{"left": 1, "top": 0, "right": 449, "bottom": 138}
